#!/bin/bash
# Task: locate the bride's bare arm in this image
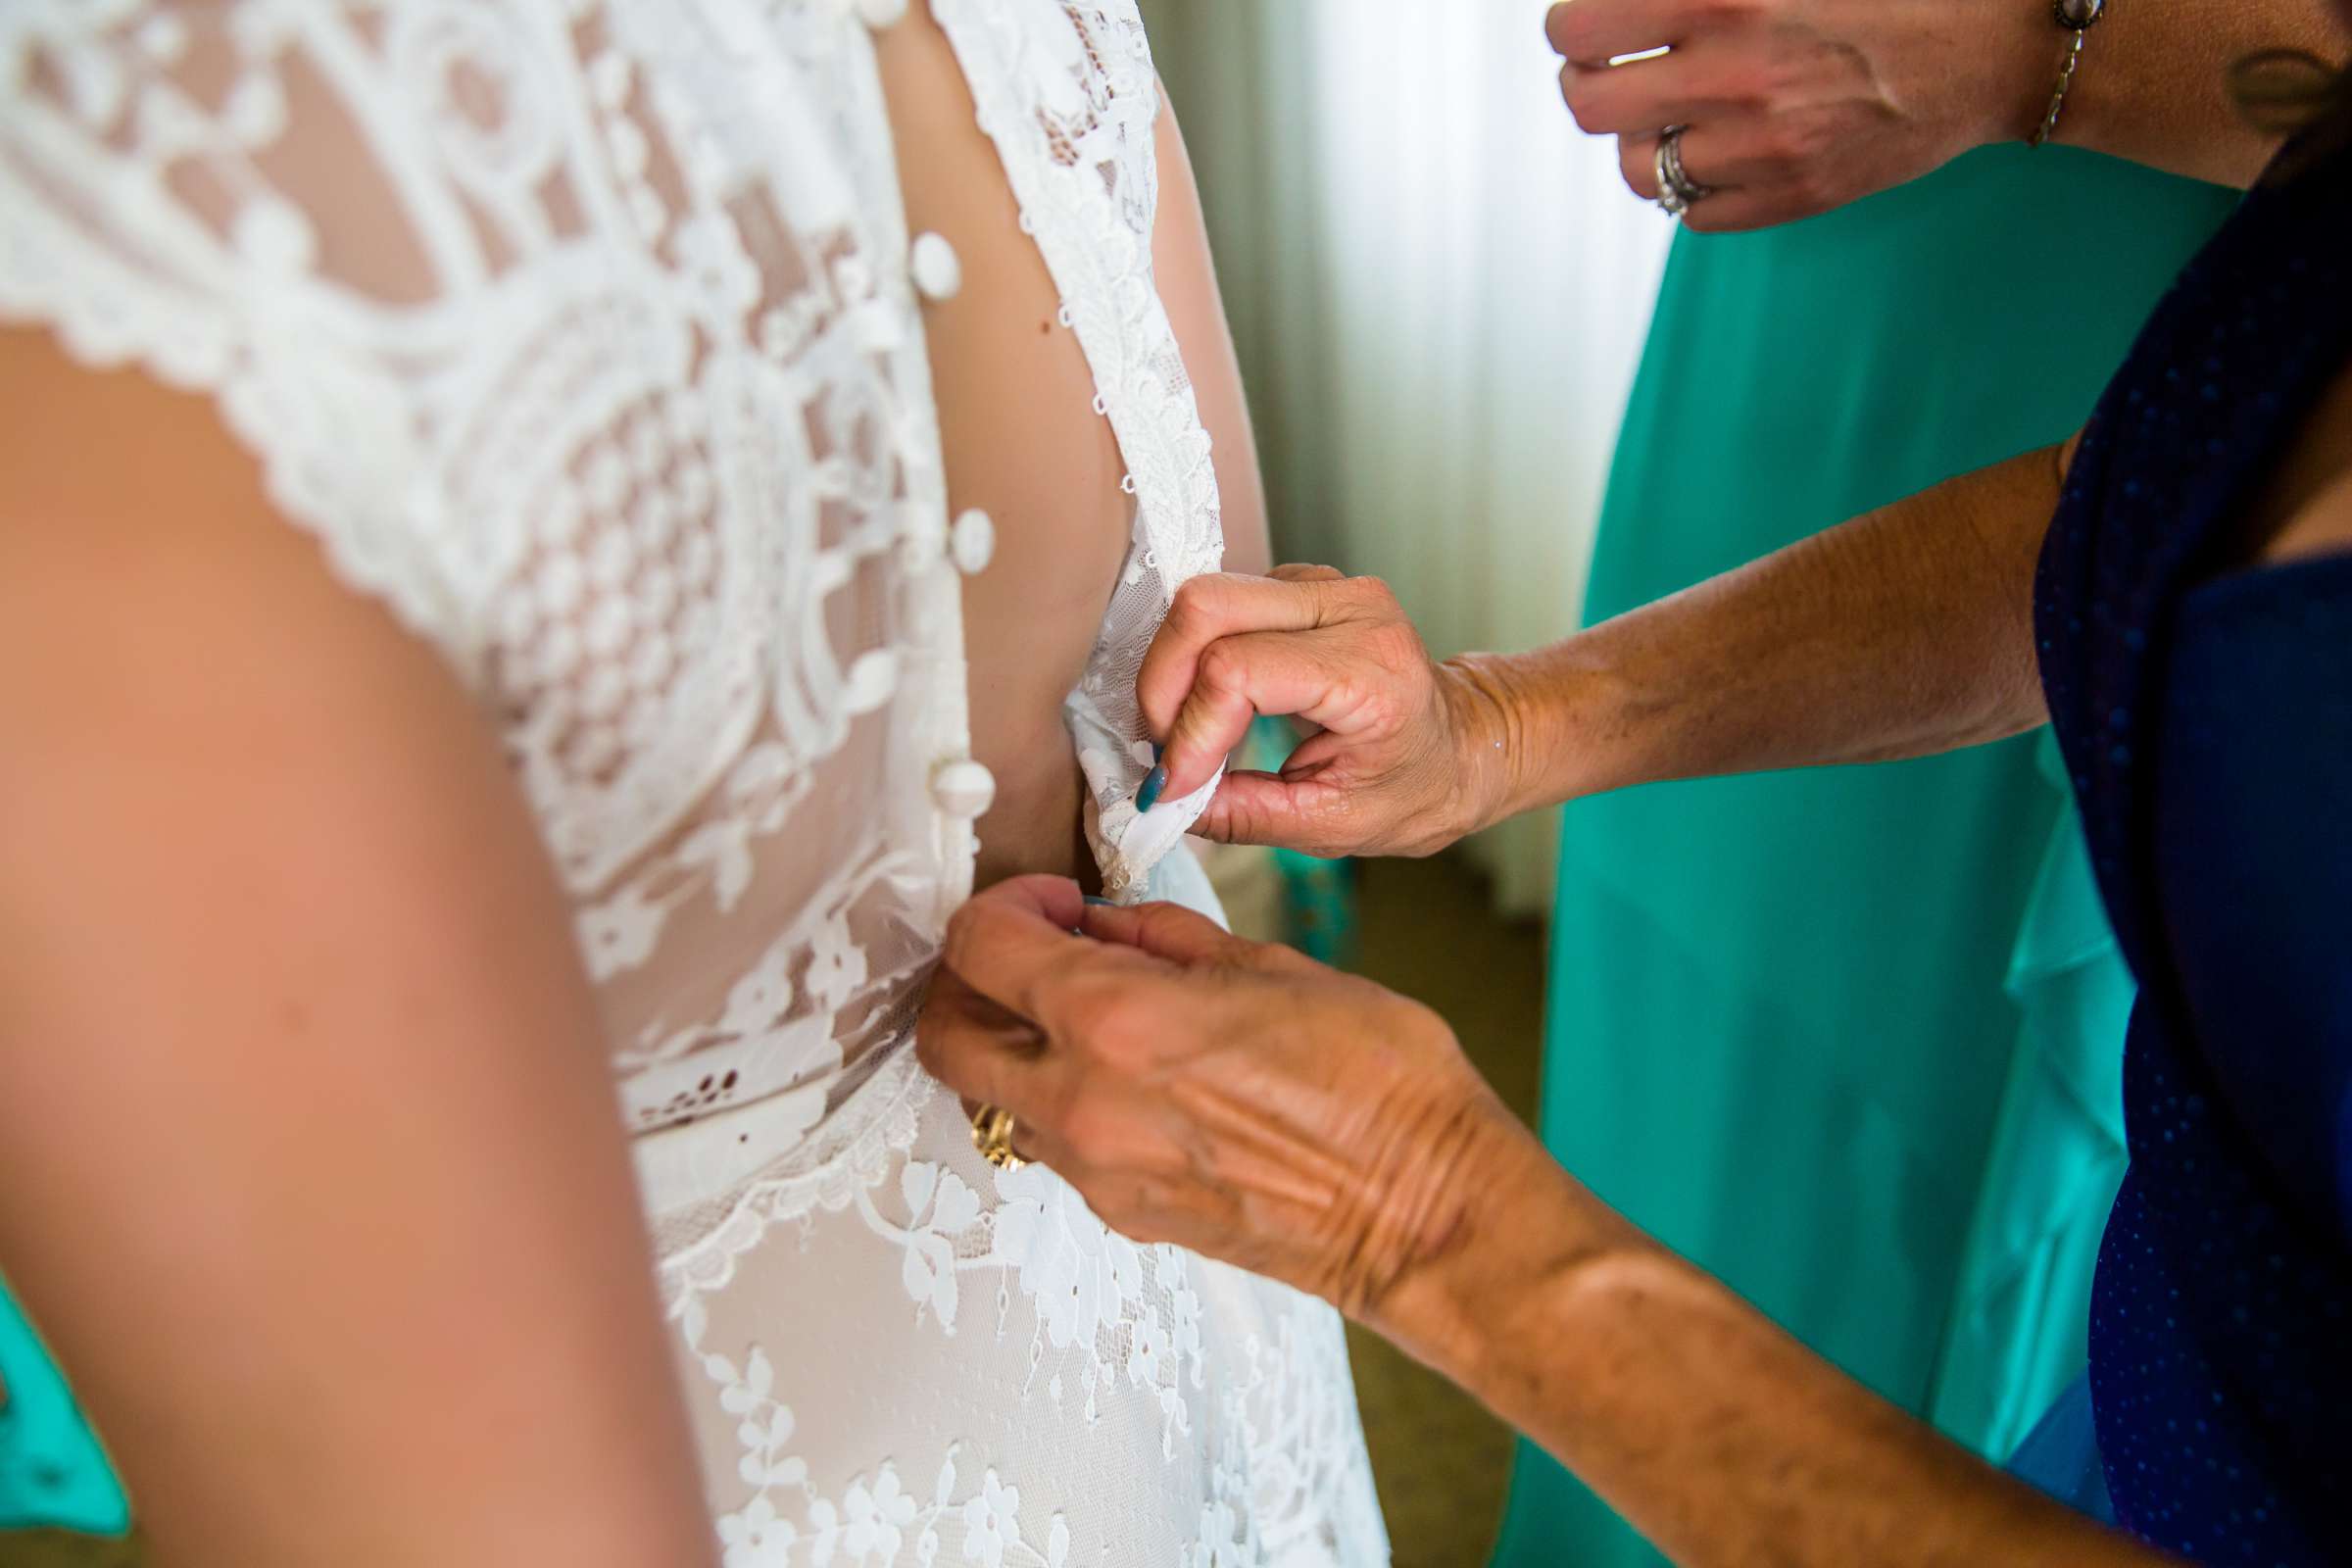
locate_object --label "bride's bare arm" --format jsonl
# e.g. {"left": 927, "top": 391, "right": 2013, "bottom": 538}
{"left": 0, "top": 334, "right": 711, "bottom": 1566}
{"left": 1153, "top": 84, "right": 1272, "bottom": 580}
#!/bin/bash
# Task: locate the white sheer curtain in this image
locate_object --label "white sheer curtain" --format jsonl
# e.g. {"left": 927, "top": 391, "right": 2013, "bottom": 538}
{"left": 1144, "top": 0, "right": 1674, "bottom": 914}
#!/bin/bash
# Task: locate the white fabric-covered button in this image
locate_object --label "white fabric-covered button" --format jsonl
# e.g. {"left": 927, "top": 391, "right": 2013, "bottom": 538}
{"left": 931, "top": 760, "right": 997, "bottom": 820}
{"left": 843, "top": 650, "right": 899, "bottom": 714}
{"left": 910, "top": 232, "right": 961, "bottom": 302}
{"left": 858, "top": 0, "right": 909, "bottom": 25}
{"left": 951, "top": 508, "right": 995, "bottom": 575}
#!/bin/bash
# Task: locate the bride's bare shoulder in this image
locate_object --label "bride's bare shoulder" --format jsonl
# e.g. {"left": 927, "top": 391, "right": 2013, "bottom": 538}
{"left": 0, "top": 328, "right": 267, "bottom": 556}
{"left": 0, "top": 325, "right": 483, "bottom": 809}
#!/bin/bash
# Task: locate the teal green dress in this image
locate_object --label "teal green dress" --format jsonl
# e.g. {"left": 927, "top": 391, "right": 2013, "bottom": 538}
{"left": 0, "top": 1279, "right": 124, "bottom": 1536}
{"left": 1491, "top": 145, "right": 2234, "bottom": 1567}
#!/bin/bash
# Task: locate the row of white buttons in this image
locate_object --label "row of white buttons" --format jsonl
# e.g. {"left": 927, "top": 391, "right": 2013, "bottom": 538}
{"left": 901, "top": 162, "right": 996, "bottom": 818}
{"left": 901, "top": 506, "right": 994, "bottom": 576}
{"left": 875, "top": 0, "right": 1140, "bottom": 845}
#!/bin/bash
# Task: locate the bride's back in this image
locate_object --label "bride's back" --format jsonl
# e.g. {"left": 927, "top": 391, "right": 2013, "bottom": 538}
{"left": 0, "top": 3, "right": 1374, "bottom": 1561}
{"left": 2, "top": 0, "right": 1237, "bottom": 1236}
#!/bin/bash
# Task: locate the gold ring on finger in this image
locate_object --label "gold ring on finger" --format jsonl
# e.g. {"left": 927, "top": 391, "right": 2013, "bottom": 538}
{"left": 968, "top": 1102, "right": 1029, "bottom": 1172}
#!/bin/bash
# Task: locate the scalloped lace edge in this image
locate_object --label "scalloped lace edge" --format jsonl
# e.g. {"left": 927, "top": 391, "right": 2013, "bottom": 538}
{"left": 0, "top": 209, "right": 479, "bottom": 686}
{"left": 652, "top": 1044, "right": 937, "bottom": 1314}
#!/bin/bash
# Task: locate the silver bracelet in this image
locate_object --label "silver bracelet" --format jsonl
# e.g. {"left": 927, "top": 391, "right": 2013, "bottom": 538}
{"left": 2032, "top": 0, "right": 2107, "bottom": 148}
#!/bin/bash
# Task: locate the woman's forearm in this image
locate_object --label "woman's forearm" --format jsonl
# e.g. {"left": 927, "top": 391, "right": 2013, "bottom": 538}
{"left": 1460, "top": 447, "right": 2064, "bottom": 824}
{"left": 1377, "top": 1120, "right": 2160, "bottom": 1568}
{"left": 2050, "top": 0, "right": 2348, "bottom": 186}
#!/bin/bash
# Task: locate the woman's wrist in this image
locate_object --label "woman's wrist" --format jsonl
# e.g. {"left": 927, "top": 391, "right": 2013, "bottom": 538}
{"left": 1360, "top": 1091, "right": 1647, "bottom": 1396}
{"left": 1433, "top": 654, "right": 1523, "bottom": 841}
{"left": 1444, "top": 642, "right": 1643, "bottom": 830}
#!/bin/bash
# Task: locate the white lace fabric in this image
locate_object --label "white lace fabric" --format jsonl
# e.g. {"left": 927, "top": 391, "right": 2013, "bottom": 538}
{"left": 0, "top": 2, "right": 1384, "bottom": 1561}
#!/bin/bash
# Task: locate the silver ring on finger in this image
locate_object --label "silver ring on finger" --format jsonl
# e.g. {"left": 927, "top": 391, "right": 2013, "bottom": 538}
{"left": 1653, "top": 124, "right": 1713, "bottom": 217}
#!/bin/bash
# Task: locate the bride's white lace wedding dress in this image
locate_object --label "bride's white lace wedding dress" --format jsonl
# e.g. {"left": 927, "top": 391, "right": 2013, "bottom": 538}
{"left": 0, "top": 1, "right": 1387, "bottom": 1561}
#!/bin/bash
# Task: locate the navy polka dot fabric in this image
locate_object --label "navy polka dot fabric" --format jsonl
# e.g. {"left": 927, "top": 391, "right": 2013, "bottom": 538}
{"left": 2036, "top": 124, "right": 2352, "bottom": 1563}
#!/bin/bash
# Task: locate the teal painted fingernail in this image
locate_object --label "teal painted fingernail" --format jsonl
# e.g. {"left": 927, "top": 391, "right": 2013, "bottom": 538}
{"left": 1083, "top": 896, "right": 1115, "bottom": 907}
{"left": 1136, "top": 764, "right": 1168, "bottom": 812}
{"left": 1152, "top": 741, "right": 1164, "bottom": 762}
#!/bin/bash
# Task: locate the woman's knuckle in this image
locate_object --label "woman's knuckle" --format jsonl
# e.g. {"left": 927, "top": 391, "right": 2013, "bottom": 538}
{"left": 1067, "top": 979, "right": 1148, "bottom": 1059}
{"left": 1166, "top": 576, "right": 1221, "bottom": 638}
{"left": 1197, "top": 638, "right": 1251, "bottom": 697}
{"left": 1364, "top": 621, "right": 1424, "bottom": 675}
{"left": 1563, "top": 79, "right": 1614, "bottom": 132}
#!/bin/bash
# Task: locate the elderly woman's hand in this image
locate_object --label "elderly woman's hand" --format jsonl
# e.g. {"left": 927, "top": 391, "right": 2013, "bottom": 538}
{"left": 918, "top": 889, "right": 2171, "bottom": 1568}
{"left": 1544, "top": 0, "right": 2049, "bottom": 230}
{"left": 1139, "top": 567, "right": 1521, "bottom": 859}
{"left": 915, "top": 876, "right": 1543, "bottom": 1335}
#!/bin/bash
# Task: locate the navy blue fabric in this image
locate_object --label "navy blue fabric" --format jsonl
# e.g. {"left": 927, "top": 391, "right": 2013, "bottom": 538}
{"left": 2036, "top": 138, "right": 2352, "bottom": 1564}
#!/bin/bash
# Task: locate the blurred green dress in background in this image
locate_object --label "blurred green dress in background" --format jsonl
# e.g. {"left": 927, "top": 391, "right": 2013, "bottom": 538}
{"left": 1491, "top": 145, "right": 2234, "bottom": 1567}
{"left": 0, "top": 1280, "right": 124, "bottom": 1537}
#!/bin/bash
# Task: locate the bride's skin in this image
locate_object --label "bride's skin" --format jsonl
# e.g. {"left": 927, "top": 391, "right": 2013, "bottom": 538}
{"left": 877, "top": 17, "right": 1271, "bottom": 890}
{"left": 0, "top": 19, "right": 1261, "bottom": 1565}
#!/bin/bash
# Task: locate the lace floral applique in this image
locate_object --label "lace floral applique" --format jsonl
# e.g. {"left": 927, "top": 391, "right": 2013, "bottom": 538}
{"left": 683, "top": 1314, "right": 1076, "bottom": 1568}
{"left": 858, "top": 1155, "right": 1199, "bottom": 1454}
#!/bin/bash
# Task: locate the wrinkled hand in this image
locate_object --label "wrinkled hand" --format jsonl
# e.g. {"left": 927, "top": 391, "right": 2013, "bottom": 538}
{"left": 1139, "top": 566, "right": 1514, "bottom": 859}
{"left": 1544, "top": 0, "right": 2048, "bottom": 230}
{"left": 915, "top": 876, "right": 1525, "bottom": 1327}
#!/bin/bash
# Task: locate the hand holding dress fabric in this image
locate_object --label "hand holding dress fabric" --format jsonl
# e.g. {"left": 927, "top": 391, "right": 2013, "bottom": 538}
{"left": 915, "top": 877, "right": 2170, "bottom": 1568}
{"left": 915, "top": 875, "right": 1532, "bottom": 1338}
{"left": 1137, "top": 567, "right": 1518, "bottom": 858}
